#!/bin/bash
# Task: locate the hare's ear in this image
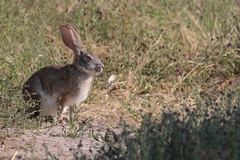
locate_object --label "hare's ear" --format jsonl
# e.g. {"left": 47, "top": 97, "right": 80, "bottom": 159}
{"left": 59, "top": 24, "right": 84, "bottom": 54}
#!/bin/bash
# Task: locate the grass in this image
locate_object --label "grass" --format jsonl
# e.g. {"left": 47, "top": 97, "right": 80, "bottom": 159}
{"left": 0, "top": 0, "right": 240, "bottom": 159}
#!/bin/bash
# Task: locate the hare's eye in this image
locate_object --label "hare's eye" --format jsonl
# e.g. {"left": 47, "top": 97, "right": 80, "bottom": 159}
{"left": 85, "top": 55, "right": 93, "bottom": 61}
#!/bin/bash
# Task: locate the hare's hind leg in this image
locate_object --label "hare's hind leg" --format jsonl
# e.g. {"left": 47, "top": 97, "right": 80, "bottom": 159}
{"left": 40, "top": 93, "right": 59, "bottom": 117}
{"left": 32, "top": 78, "right": 59, "bottom": 118}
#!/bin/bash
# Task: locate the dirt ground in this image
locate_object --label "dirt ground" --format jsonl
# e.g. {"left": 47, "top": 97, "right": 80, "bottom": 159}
{"left": 0, "top": 123, "right": 112, "bottom": 160}
{"left": 0, "top": 102, "right": 125, "bottom": 160}
{"left": 0, "top": 100, "right": 136, "bottom": 159}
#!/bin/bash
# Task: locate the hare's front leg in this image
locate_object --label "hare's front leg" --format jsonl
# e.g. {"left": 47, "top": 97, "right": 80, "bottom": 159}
{"left": 59, "top": 106, "right": 74, "bottom": 123}
{"left": 59, "top": 96, "right": 75, "bottom": 123}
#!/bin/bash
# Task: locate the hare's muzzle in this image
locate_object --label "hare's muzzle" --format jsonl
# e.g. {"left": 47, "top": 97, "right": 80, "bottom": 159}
{"left": 95, "top": 62, "right": 104, "bottom": 73}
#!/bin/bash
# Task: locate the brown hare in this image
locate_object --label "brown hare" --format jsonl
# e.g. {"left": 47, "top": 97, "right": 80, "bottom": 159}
{"left": 22, "top": 24, "right": 104, "bottom": 122}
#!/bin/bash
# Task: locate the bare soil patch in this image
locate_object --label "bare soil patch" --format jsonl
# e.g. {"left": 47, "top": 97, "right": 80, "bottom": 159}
{"left": 0, "top": 124, "right": 109, "bottom": 160}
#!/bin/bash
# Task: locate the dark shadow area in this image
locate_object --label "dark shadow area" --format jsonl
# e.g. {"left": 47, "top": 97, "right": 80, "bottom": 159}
{"left": 72, "top": 89, "right": 240, "bottom": 160}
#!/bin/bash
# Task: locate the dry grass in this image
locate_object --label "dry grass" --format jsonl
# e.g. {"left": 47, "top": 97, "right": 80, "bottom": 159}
{"left": 0, "top": 0, "right": 240, "bottom": 159}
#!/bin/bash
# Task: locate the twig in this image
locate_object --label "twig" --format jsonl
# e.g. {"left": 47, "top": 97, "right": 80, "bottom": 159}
{"left": 10, "top": 151, "right": 18, "bottom": 160}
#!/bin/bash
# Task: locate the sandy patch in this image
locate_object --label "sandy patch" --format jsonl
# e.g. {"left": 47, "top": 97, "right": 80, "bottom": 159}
{"left": 0, "top": 124, "right": 111, "bottom": 160}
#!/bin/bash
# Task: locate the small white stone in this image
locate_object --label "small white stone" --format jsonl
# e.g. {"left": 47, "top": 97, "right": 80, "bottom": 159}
{"left": 108, "top": 75, "right": 116, "bottom": 85}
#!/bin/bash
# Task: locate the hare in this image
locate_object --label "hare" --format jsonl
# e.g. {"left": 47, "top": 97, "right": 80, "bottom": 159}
{"left": 22, "top": 24, "right": 104, "bottom": 122}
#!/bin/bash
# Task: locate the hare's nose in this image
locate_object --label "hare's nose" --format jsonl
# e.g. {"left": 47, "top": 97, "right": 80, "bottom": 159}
{"left": 101, "top": 63, "right": 104, "bottom": 69}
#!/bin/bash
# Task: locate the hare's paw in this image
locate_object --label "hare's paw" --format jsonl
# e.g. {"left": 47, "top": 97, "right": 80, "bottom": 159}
{"left": 59, "top": 106, "right": 74, "bottom": 124}
{"left": 59, "top": 115, "right": 70, "bottom": 124}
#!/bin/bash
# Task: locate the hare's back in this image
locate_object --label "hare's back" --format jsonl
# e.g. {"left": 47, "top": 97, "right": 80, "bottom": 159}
{"left": 23, "top": 65, "right": 70, "bottom": 97}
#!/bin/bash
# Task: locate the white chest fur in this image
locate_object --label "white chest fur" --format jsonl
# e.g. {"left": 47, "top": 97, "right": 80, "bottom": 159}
{"left": 62, "top": 77, "right": 93, "bottom": 107}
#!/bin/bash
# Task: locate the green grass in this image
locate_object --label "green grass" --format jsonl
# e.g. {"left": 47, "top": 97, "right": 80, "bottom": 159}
{"left": 0, "top": 0, "right": 240, "bottom": 159}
